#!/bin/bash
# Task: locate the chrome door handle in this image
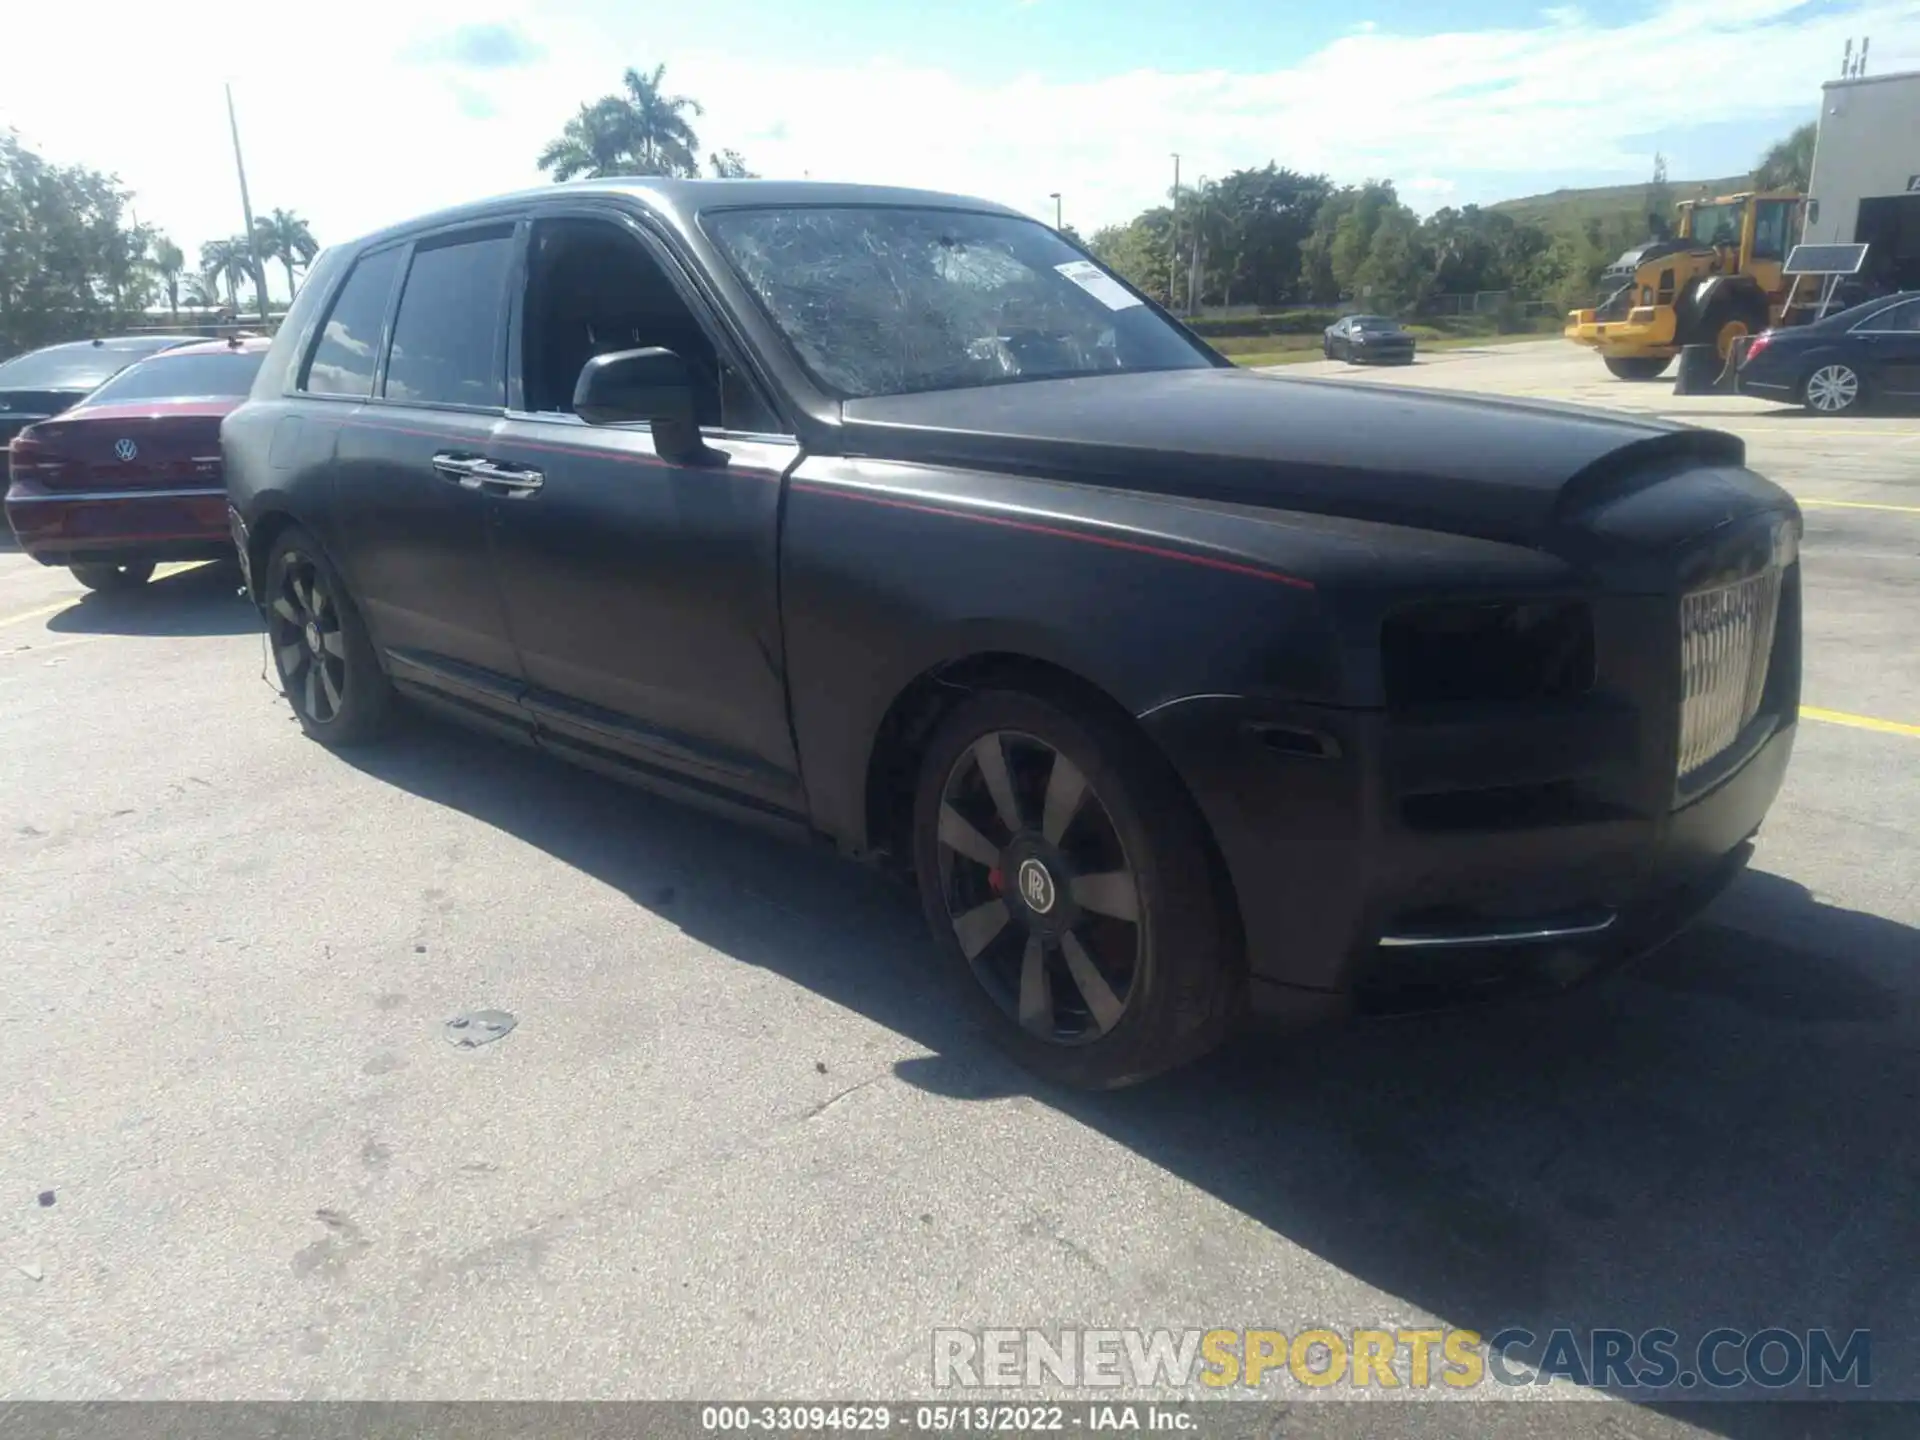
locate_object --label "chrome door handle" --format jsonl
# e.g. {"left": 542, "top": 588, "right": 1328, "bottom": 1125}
{"left": 431, "top": 452, "right": 487, "bottom": 486}
{"left": 471, "top": 460, "right": 544, "bottom": 496}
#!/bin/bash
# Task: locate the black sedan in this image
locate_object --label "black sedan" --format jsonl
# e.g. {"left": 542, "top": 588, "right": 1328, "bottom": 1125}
{"left": 0, "top": 334, "right": 205, "bottom": 486}
{"left": 224, "top": 180, "right": 1799, "bottom": 1088}
{"left": 1736, "top": 291, "right": 1920, "bottom": 414}
{"left": 1324, "top": 314, "right": 1417, "bottom": 364}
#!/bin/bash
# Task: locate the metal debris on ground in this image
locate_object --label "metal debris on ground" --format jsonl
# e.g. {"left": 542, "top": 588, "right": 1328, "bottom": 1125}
{"left": 444, "top": 1010, "right": 517, "bottom": 1048}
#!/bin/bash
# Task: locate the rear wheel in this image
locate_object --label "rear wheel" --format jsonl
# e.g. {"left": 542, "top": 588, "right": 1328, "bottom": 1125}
{"left": 1803, "top": 362, "right": 1866, "bottom": 415}
{"left": 263, "top": 527, "right": 394, "bottom": 746}
{"left": 1603, "top": 356, "right": 1671, "bottom": 381}
{"left": 70, "top": 561, "right": 155, "bottom": 592}
{"left": 912, "top": 687, "right": 1241, "bottom": 1089}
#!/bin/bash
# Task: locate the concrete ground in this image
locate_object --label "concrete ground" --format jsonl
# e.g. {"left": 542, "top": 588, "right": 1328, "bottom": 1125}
{"left": 4, "top": 341, "right": 1917, "bottom": 1437}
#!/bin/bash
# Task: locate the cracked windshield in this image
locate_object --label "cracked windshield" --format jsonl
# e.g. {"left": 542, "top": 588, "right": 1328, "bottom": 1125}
{"left": 3, "top": 0, "right": 1917, "bottom": 1436}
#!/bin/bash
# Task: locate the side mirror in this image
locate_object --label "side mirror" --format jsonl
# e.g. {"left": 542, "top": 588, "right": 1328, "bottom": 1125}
{"left": 572, "top": 347, "right": 716, "bottom": 465}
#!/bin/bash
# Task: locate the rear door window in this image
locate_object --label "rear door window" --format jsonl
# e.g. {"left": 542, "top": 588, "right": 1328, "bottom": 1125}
{"left": 1853, "top": 299, "right": 1920, "bottom": 333}
{"left": 301, "top": 248, "right": 402, "bottom": 397}
{"left": 383, "top": 229, "right": 515, "bottom": 408}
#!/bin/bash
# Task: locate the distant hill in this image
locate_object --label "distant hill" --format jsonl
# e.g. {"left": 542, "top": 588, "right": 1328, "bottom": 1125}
{"left": 1490, "top": 174, "right": 1754, "bottom": 233}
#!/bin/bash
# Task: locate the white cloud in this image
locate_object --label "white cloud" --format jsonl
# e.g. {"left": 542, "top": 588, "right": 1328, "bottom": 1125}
{"left": 1, "top": 0, "right": 1916, "bottom": 258}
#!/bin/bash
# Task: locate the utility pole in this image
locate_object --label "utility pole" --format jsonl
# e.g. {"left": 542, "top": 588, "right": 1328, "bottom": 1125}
{"left": 1049, "top": 192, "right": 1062, "bottom": 230}
{"left": 226, "top": 83, "right": 271, "bottom": 326}
{"left": 1187, "top": 177, "right": 1207, "bottom": 316}
{"left": 1168, "top": 153, "right": 1181, "bottom": 311}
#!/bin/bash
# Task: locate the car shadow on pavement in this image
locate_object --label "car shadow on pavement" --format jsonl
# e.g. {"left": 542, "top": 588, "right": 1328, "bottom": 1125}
{"left": 342, "top": 720, "right": 1919, "bottom": 1435}
{"left": 46, "top": 561, "right": 258, "bottom": 638}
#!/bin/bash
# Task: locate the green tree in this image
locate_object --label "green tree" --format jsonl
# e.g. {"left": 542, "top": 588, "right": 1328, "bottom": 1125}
{"left": 1089, "top": 211, "right": 1174, "bottom": 306}
{"left": 537, "top": 97, "right": 640, "bottom": 182}
{"left": 254, "top": 208, "right": 318, "bottom": 300}
{"left": 151, "top": 237, "right": 185, "bottom": 320}
{"left": 1175, "top": 165, "right": 1330, "bottom": 308}
{"left": 1353, "top": 205, "right": 1429, "bottom": 314}
{"left": 184, "top": 271, "right": 223, "bottom": 309}
{"left": 1299, "top": 181, "right": 1410, "bottom": 305}
{"left": 1754, "top": 121, "right": 1816, "bottom": 192}
{"left": 199, "top": 237, "right": 249, "bottom": 313}
{"left": 537, "top": 64, "right": 704, "bottom": 181}
{"left": 0, "top": 130, "right": 157, "bottom": 353}
{"left": 708, "top": 149, "right": 757, "bottom": 179}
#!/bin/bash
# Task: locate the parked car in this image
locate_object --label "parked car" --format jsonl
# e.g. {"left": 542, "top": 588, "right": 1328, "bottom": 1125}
{"left": 224, "top": 181, "right": 1801, "bottom": 1088}
{"left": 5, "top": 337, "right": 269, "bottom": 590}
{"left": 1736, "top": 291, "right": 1920, "bottom": 414}
{"left": 0, "top": 335, "right": 206, "bottom": 490}
{"left": 1324, "top": 314, "right": 1417, "bottom": 364}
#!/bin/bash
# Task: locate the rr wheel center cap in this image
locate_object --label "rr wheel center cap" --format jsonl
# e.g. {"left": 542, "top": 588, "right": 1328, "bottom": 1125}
{"left": 305, "top": 621, "right": 322, "bottom": 653}
{"left": 1015, "top": 857, "right": 1057, "bottom": 915}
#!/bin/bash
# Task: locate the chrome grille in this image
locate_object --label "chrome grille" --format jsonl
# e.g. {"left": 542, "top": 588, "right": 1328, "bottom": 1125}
{"left": 1677, "top": 568, "right": 1782, "bottom": 779}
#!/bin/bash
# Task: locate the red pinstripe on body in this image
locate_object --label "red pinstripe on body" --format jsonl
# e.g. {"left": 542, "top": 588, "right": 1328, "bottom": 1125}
{"left": 789, "top": 481, "right": 1316, "bottom": 590}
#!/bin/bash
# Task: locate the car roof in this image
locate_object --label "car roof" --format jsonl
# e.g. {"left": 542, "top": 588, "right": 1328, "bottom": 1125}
{"left": 140, "top": 336, "right": 275, "bottom": 358}
{"left": 1810, "top": 290, "right": 1920, "bottom": 328}
{"left": 345, "top": 177, "right": 1027, "bottom": 251}
{"left": 12, "top": 334, "right": 205, "bottom": 360}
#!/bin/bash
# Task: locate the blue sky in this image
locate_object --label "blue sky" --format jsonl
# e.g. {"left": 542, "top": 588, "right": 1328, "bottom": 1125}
{"left": 3, "top": 0, "right": 1917, "bottom": 260}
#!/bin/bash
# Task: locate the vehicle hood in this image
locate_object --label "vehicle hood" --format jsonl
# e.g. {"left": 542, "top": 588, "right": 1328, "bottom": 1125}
{"left": 836, "top": 368, "right": 1745, "bottom": 548}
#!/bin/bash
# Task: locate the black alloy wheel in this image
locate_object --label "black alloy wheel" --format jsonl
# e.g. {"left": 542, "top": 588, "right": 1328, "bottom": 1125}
{"left": 263, "top": 528, "right": 392, "bottom": 745}
{"left": 913, "top": 687, "right": 1241, "bottom": 1088}
{"left": 935, "top": 728, "right": 1141, "bottom": 1046}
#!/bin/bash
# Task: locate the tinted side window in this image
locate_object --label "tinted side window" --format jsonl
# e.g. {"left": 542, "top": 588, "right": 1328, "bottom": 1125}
{"left": 384, "top": 230, "right": 514, "bottom": 408}
{"left": 1865, "top": 299, "right": 1920, "bottom": 332}
{"left": 302, "top": 248, "right": 401, "bottom": 397}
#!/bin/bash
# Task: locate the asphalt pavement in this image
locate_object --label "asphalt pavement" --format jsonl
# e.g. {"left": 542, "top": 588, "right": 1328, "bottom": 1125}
{"left": 3, "top": 342, "right": 1917, "bottom": 1437}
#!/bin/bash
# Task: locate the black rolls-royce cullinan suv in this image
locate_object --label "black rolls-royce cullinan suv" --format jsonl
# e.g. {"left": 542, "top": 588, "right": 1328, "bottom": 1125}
{"left": 223, "top": 181, "right": 1801, "bottom": 1088}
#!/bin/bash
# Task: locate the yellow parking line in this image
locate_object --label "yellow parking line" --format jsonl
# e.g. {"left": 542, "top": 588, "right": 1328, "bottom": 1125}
{"left": 1803, "top": 706, "right": 1920, "bottom": 739}
{"left": 1798, "top": 498, "right": 1920, "bottom": 515}
{"left": 0, "top": 561, "right": 210, "bottom": 629}
{"left": 0, "top": 599, "right": 77, "bottom": 629}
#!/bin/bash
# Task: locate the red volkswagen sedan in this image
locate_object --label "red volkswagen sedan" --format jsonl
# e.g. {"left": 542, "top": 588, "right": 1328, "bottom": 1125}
{"left": 4, "top": 337, "right": 269, "bottom": 591}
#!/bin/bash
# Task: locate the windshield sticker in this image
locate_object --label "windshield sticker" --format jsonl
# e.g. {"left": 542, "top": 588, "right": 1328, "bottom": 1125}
{"left": 1054, "top": 260, "right": 1143, "bottom": 311}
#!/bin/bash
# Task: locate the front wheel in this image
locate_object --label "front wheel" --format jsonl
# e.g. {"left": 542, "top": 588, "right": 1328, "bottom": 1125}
{"left": 263, "top": 526, "right": 394, "bottom": 746}
{"left": 1803, "top": 362, "right": 1866, "bottom": 415}
{"left": 912, "top": 687, "right": 1242, "bottom": 1089}
{"left": 70, "top": 561, "right": 155, "bottom": 592}
{"left": 1603, "top": 356, "right": 1671, "bottom": 380}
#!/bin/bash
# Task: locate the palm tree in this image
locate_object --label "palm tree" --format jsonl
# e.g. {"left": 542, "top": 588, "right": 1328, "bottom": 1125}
{"left": 152, "top": 238, "right": 185, "bottom": 320}
{"left": 709, "top": 149, "right": 757, "bottom": 179}
{"left": 536, "top": 63, "right": 704, "bottom": 181}
{"left": 1754, "top": 122, "right": 1817, "bottom": 192}
{"left": 184, "top": 272, "right": 223, "bottom": 309}
{"left": 199, "top": 238, "right": 248, "bottom": 312}
{"left": 537, "top": 96, "right": 639, "bottom": 181}
{"left": 255, "top": 208, "right": 318, "bottom": 299}
{"left": 620, "top": 64, "right": 702, "bottom": 176}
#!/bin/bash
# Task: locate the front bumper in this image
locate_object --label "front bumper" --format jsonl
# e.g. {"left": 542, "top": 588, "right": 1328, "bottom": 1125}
{"left": 1142, "top": 559, "right": 1801, "bottom": 1018}
{"left": 1346, "top": 343, "right": 1415, "bottom": 364}
{"left": 1565, "top": 307, "right": 1678, "bottom": 357}
{"left": 3, "top": 483, "right": 232, "bottom": 566}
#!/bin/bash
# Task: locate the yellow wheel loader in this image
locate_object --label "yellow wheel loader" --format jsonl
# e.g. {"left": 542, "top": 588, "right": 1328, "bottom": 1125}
{"left": 1565, "top": 191, "right": 1803, "bottom": 380}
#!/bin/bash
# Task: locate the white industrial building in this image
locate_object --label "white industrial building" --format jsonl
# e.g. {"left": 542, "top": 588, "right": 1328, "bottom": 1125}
{"left": 1804, "top": 67, "right": 1920, "bottom": 292}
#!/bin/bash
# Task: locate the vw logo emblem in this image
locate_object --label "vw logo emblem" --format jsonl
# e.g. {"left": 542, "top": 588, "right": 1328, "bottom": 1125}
{"left": 114, "top": 438, "right": 139, "bottom": 462}
{"left": 1017, "top": 858, "right": 1057, "bottom": 915}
